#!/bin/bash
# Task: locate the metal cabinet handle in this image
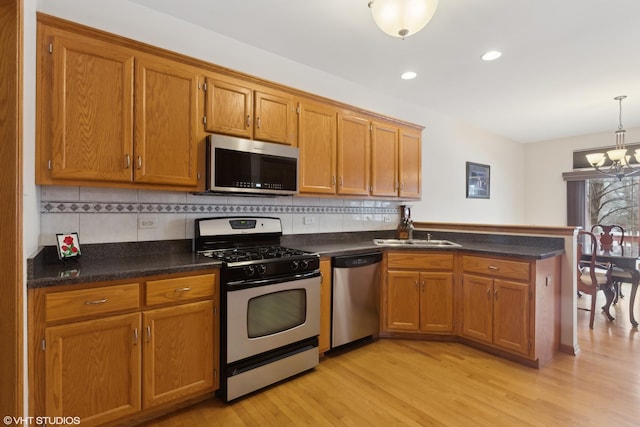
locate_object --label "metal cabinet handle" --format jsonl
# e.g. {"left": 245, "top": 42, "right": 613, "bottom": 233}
{"left": 486, "top": 289, "right": 491, "bottom": 299}
{"left": 246, "top": 115, "right": 251, "bottom": 127}
{"left": 84, "top": 298, "right": 107, "bottom": 305}
{"left": 421, "top": 280, "right": 425, "bottom": 292}
{"left": 125, "top": 154, "right": 131, "bottom": 169}
{"left": 332, "top": 176, "right": 336, "bottom": 186}
{"left": 133, "top": 328, "right": 139, "bottom": 345}
{"left": 339, "top": 176, "right": 344, "bottom": 187}
{"left": 494, "top": 289, "right": 498, "bottom": 299}
{"left": 175, "top": 287, "right": 192, "bottom": 293}
{"left": 146, "top": 325, "right": 151, "bottom": 342}
{"left": 137, "top": 156, "right": 142, "bottom": 169}
{"left": 256, "top": 117, "right": 261, "bottom": 129}
{"left": 488, "top": 265, "right": 499, "bottom": 271}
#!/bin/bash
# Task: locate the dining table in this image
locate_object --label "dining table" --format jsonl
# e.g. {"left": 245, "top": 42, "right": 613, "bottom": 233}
{"left": 582, "top": 243, "right": 640, "bottom": 327}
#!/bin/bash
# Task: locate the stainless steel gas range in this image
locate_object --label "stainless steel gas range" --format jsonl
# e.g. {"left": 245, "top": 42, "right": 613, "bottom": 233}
{"left": 194, "top": 217, "right": 320, "bottom": 402}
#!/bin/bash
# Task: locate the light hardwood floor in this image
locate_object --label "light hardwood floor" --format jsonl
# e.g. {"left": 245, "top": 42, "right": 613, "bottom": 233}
{"left": 143, "top": 285, "right": 640, "bottom": 426}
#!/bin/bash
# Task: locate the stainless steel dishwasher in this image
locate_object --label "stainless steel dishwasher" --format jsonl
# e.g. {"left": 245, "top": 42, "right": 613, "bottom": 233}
{"left": 331, "top": 252, "right": 382, "bottom": 348}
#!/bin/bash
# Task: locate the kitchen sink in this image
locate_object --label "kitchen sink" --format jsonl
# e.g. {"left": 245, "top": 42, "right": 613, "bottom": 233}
{"left": 373, "top": 238, "right": 462, "bottom": 248}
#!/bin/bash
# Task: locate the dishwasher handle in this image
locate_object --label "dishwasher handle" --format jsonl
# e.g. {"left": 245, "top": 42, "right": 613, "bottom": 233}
{"left": 332, "top": 252, "right": 383, "bottom": 269}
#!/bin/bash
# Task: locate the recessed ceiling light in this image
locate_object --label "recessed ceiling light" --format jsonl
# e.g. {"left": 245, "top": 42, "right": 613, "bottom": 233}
{"left": 481, "top": 50, "right": 502, "bottom": 61}
{"left": 401, "top": 71, "right": 417, "bottom": 80}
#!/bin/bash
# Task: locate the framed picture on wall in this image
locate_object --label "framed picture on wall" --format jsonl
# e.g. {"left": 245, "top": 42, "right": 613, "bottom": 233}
{"left": 56, "top": 232, "right": 81, "bottom": 260}
{"left": 466, "top": 162, "right": 490, "bottom": 199}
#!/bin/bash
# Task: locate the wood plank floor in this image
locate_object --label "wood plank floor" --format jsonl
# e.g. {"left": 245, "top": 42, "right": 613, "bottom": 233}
{"left": 143, "top": 284, "right": 640, "bottom": 426}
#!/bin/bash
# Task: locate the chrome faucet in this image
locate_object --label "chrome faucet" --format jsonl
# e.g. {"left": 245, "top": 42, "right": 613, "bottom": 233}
{"left": 427, "top": 233, "right": 432, "bottom": 241}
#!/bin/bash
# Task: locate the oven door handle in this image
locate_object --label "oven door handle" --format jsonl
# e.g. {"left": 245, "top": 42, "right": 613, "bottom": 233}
{"left": 227, "top": 270, "right": 320, "bottom": 290}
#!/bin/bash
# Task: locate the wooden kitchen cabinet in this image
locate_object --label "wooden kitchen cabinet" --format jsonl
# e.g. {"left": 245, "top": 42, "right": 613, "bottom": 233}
{"left": 204, "top": 76, "right": 297, "bottom": 145}
{"left": 336, "top": 112, "right": 371, "bottom": 196}
{"left": 45, "top": 313, "right": 142, "bottom": 426}
{"left": 398, "top": 127, "right": 422, "bottom": 198}
{"left": 371, "top": 121, "right": 399, "bottom": 197}
{"left": 36, "top": 21, "right": 205, "bottom": 191}
{"left": 142, "top": 300, "right": 215, "bottom": 408}
{"left": 384, "top": 252, "right": 454, "bottom": 334}
{"left": 30, "top": 270, "right": 219, "bottom": 426}
{"left": 318, "top": 258, "right": 332, "bottom": 354}
{"left": 297, "top": 99, "right": 338, "bottom": 194}
{"left": 461, "top": 255, "right": 558, "bottom": 362}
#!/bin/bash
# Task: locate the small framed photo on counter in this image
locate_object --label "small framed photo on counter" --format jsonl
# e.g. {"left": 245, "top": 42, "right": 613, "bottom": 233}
{"left": 466, "top": 162, "right": 490, "bottom": 199}
{"left": 56, "top": 232, "right": 81, "bottom": 261}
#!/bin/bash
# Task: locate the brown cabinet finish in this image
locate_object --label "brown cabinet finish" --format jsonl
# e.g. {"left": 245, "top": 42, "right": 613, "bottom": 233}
{"left": 371, "top": 121, "right": 399, "bottom": 197}
{"left": 318, "top": 258, "right": 332, "bottom": 354}
{"left": 204, "top": 76, "right": 296, "bottom": 145}
{"left": 337, "top": 113, "right": 371, "bottom": 196}
{"left": 37, "top": 22, "right": 205, "bottom": 191}
{"left": 29, "top": 270, "right": 219, "bottom": 425}
{"left": 45, "top": 313, "right": 141, "bottom": 426}
{"left": 134, "top": 54, "right": 201, "bottom": 186}
{"left": 399, "top": 127, "right": 422, "bottom": 198}
{"left": 142, "top": 300, "right": 215, "bottom": 408}
{"left": 384, "top": 252, "right": 455, "bottom": 334}
{"left": 297, "top": 100, "right": 338, "bottom": 194}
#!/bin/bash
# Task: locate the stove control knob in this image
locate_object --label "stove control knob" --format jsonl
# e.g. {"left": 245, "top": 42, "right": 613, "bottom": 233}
{"left": 291, "top": 260, "right": 300, "bottom": 270}
{"left": 301, "top": 259, "right": 310, "bottom": 269}
{"left": 244, "top": 265, "right": 256, "bottom": 277}
{"left": 257, "top": 264, "right": 267, "bottom": 275}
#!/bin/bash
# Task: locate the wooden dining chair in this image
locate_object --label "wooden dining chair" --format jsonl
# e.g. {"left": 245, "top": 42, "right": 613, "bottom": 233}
{"left": 591, "top": 224, "right": 629, "bottom": 303}
{"left": 577, "top": 230, "right": 615, "bottom": 328}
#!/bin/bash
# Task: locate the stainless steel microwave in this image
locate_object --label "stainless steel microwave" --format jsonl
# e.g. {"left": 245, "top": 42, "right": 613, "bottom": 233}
{"left": 206, "top": 134, "right": 299, "bottom": 196}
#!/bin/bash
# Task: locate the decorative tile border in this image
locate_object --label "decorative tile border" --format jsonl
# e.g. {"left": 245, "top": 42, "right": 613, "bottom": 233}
{"left": 41, "top": 201, "right": 399, "bottom": 215}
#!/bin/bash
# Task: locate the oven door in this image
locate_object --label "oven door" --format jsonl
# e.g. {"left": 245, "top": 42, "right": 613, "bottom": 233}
{"left": 226, "top": 272, "right": 320, "bottom": 363}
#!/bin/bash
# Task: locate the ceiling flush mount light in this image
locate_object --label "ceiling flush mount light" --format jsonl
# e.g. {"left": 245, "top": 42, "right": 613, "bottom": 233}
{"left": 586, "top": 95, "right": 640, "bottom": 180}
{"left": 401, "top": 71, "right": 417, "bottom": 80}
{"left": 481, "top": 50, "right": 502, "bottom": 61}
{"left": 368, "top": 0, "right": 439, "bottom": 39}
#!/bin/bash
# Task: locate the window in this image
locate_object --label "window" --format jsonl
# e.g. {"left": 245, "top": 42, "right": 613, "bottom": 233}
{"left": 585, "top": 177, "right": 639, "bottom": 239}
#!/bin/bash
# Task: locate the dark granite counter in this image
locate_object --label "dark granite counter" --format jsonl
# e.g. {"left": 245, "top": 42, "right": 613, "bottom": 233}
{"left": 28, "top": 230, "right": 564, "bottom": 289}
{"left": 27, "top": 240, "right": 221, "bottom": 289}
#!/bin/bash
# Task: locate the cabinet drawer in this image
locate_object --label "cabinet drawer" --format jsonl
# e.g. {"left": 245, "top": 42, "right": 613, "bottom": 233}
{"left": 45, "top": 283, "right": 140, "bottom": 322}
{"left": 146, "top": 273, "right": 215, "bottom": 306}
{"left": 387, "top": 252, "right": 454, "bottom": 270}
{"left": 462, "top": 256, "right": 530, "bottom": 281}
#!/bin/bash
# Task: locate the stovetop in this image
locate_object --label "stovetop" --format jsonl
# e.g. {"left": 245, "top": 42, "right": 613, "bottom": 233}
{"left": 200, "top": 245, "right": 310, "bottom": 263}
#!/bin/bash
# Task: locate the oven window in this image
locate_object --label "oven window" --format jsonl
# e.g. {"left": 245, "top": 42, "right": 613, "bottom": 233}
{"left": 247, "top": 289, "right": 306, "bottom": 338}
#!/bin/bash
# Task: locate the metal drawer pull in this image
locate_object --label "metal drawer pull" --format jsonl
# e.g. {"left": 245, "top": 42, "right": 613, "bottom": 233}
{"left": 175, "top": 287, "right": 192, "bottom": 292}
{"left": 146, "top": 325, "right": 151, "bottom": 342}
{"left": 488, "top": 265, "right": 499, "bottom": 271}
{"left": 133, "top": 328, "right": 139, "bottom": 345}
{"left": 84, "top": 298, "right": 107, "bottom": 305}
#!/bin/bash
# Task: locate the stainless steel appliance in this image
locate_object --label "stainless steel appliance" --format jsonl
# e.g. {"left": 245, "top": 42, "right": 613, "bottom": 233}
{"left": 331, "top": 252, "right": 382, "bottom": 348}
{"left": 206, "top": 134, "right": 299, "bottom": 196}
{"left": 194, "top": 217, "right": 320, "bottom": 401}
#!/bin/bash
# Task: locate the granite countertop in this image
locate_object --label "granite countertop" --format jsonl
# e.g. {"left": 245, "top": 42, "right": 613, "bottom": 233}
{"left": 28, "top": 231, "right": 565, "bottom": 289}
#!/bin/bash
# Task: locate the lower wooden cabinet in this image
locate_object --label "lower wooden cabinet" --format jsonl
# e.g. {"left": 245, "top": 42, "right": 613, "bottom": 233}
{"left": 31, "top": 271, "right": 219, "bottom": 426}
{"left": 318, "top": 258, "right": 332, "bottom": 354}
{"left": 45, "top": 313, "right": 142, "bottom": 425}
{"left": 384, "top": 252, "right": 455, "bottom": 334}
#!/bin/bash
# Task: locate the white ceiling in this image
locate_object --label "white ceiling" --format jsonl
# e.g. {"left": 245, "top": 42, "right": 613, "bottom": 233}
{"left": 130, "top": 0, "right": 640, "bottom": 144}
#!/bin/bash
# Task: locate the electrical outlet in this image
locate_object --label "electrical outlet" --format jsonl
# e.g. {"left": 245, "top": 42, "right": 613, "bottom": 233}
{"left": 138, "top": 218, "right": 158, "bottom": 229}
{"left": 303, "top": 216, "right": 315, "bottom": 225}
{"left": 383, "top": 215, "right": 392, "bottom": 223}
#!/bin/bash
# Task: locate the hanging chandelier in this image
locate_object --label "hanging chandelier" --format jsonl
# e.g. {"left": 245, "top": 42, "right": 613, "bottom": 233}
{"left": 586, "top": 95, "right": 640, "bottom": 181}
{"left": 368, "top": 0, "right": 438, "bottom": 39}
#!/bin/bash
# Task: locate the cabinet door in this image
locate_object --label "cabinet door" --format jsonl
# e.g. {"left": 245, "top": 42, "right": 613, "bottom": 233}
{"left": 420, "top": 272, "right": 454, "bottom": 333}
{"left": 461, "top": 274, "right": 493, "bottom": 343}
{"left": 318, "top": 258, "right": 332, "bottom": 353}
{"left": 371, "top": 121, "right": 399, "bottom": 197}
{"left": 142, "top": 300, "right": 215, "bottom": 408}
{"left": 46, "top": 313, "right": 141, "bottom": 425}
{"left": 493, "top": 279, "right": 530, "bottom": 355}
{"left": 204, "top": 77, "right": 253, "bottom": 138}
{"left": 49, "top": 32, "right": 134, "bottom": 182}
{"left": 386, "top": 271, "right": 420, "bottom": 331}
{"left": 337, "top": 113, "right": 370, "bottom": 196}
{"left": 254, "top": 90, "right": 296, "bottom": 145}
{"left": 134, "top": 54, "right": 201, "bottom": 186}
{"left": 399, "top": 128, "right": 421, "bottom": 198}
{"left": 298, "top": 101, "right": 337, "bottom": 194}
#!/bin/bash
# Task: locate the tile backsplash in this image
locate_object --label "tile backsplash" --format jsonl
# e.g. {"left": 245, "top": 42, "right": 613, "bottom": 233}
{"left": 39, "top": 186, "right": 401, "bottom": 245}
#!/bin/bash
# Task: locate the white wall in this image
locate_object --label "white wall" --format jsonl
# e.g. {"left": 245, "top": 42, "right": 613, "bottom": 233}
{"left": 31, "top": 0, "right": 528, "bottom": 246}
{"left": 524, "top": 126, "right": 640, "bottom": 226}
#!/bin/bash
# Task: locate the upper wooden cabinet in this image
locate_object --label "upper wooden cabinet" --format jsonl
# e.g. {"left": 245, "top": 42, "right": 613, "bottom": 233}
{"left": 134, "top": 53, "right": 202, "bottom": 186}
{"left": 399, "top": 127, "right": 422, "bottom": 198}
{"left": 297, "top": 100, "right": 338, "bottom": 193}
{"left": 36, "top": 22, "right": 204, "bottom": 191}
{"left": 337, "top": 113, "right": 371, "bottom": 196}
{"left": 204, "top": 76, "right": 296, "bottom": 145}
